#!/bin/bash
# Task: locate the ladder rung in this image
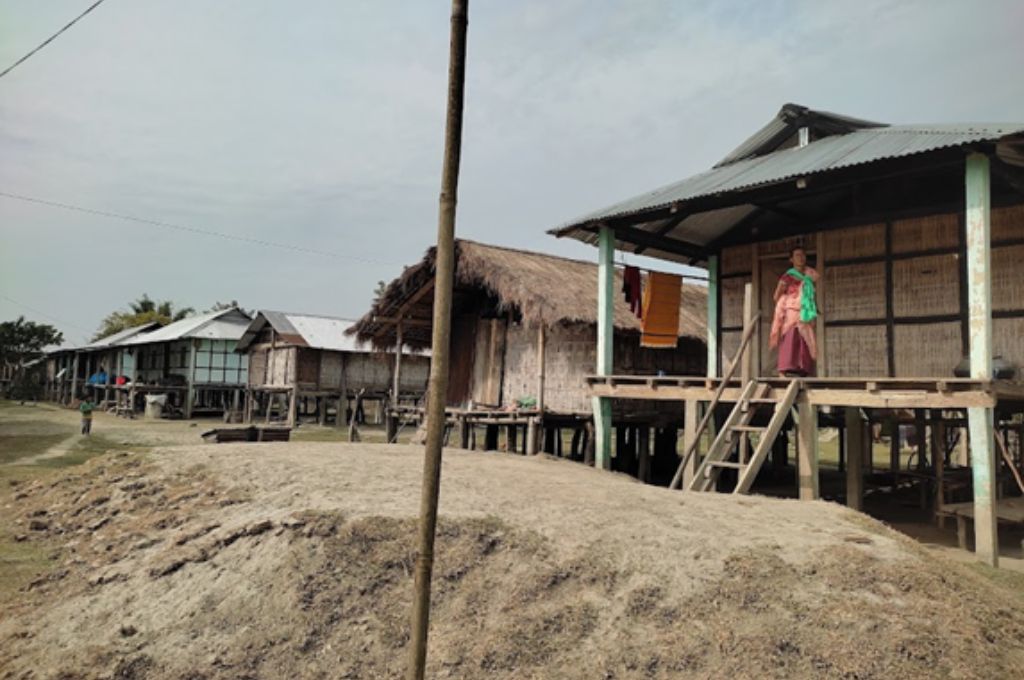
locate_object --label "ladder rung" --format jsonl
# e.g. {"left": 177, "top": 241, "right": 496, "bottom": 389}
{"left": 747, "top": 398, "right": 777, "bottom": 404}
{"left": 731, "top": 425, "right": 765, "bottom": 433}
{"left": 708, "top": 460, "right": 745, "bottom": 469}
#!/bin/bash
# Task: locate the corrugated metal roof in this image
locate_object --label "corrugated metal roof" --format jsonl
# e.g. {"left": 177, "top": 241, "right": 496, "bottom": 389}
{"left": 714, "top": 103, "right": 885, "bottom": 168}
{"left": 236, "top": 311, "right": 377, "bottom": 353}
{"left": 80, "top": 322, "right": 161, "bottom": 350}
{"left": 552, "top": 121, "right": 1024, "bottom": 249}
{"left": 122, "top": 308, "right": 251, "bottom": 345}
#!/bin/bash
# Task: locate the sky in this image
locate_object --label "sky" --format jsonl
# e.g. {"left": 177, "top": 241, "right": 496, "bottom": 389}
{"left": 2, "top": 0, "right": 1022, "bottom": 346}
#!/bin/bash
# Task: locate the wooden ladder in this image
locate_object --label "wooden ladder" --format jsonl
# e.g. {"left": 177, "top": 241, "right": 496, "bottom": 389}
{"left": 687, "top": 379, "right": 800, "bottom": 493}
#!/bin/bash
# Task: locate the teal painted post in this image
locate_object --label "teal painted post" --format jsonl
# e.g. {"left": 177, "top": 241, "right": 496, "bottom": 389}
{"left": 966, "top": 152, "right": 998, "bottom": 567}
{"left": 706, "top": 256, "right": 719, "bottom": 377}
{"left": 593, "top": 226, "right": 615, "bottom": 470}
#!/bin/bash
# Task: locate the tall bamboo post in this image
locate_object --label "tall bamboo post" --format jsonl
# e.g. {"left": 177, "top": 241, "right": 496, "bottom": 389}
{"left": 407, "top": 2, "right": 468, "bottom": 677}
{"left": 593, "top": 225, "right": 615, "bottom": 470}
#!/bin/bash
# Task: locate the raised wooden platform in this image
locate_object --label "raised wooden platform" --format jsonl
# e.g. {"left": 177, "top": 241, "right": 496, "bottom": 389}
{"left": 585, "top": 375, "right": 1024, "bottom": 409}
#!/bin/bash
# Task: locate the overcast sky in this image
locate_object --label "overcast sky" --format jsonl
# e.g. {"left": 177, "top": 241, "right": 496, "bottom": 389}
{"left": 2, "top": 0, "right": 1022, "bottom": 345}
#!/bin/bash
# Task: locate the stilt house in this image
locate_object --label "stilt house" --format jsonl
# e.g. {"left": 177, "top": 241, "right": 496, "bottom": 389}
{"left": 236, "top": 310, "right": 430, "bottom": 427}
{"left": 348, "top": 240, "right": 707, "bottom": 460}
{"left": 551, "top": 103, "right": 1024, "bottom": 566}
{"left": 115, "top": 308, "right": 253, "bottom": 417}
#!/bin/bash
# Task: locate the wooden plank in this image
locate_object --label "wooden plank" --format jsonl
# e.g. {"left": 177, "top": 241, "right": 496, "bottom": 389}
{"left": 966, "top": 152, "right": 998, "bottom": 567}
{"left": 740, "top": 282, "right": 753, "bottom": 464}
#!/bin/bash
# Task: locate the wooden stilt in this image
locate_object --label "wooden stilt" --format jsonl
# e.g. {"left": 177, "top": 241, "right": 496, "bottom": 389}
{"left": 932, "top": 410, "right": 946, "bottom": 527}
{"left": 682, "top": 399, "right": 699, "bottom": 488}
{"left": 507, "top": 424, "right": 517, "bottom": 453}
{"left": 965, "top": 151, "right": 998, "bottom": 567}
{"left": 889, "top": 414, "right": 901, "bottom": 488}
{"left": 583, "top": 420, "right": 595, "bottom": 466}
{"left": 460, "top": 416, "right": 472, "bottom": 450}
{"left": 797, "top": 401, "right": 819, "bottom": 500}
{"left": 845, "top": 407, "right": 864, "bottom": 511}
{"left": 638, "top": 427, "right": 651, "bottom": 483}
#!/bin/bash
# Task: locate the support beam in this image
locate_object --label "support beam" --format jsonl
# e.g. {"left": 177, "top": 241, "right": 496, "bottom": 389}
{"left": 593, "top": 225, "right": 615, "bottom": 470}
{"left": 845, "top": 407, "right": 864, "bottom": 511}
{"left": 797, "top": 401, "right": 819, "bottom": 500}
{"left": 336, "top": 354, "right": 348, "bottom": 429}
{"left": 707, "top": 255, "right": 719, "bottom": 378}
{"left": 965, "top": 152, "right": 998, "bottom": 567}
{"left": 682, "top": 399, "right": 699, "bottom": 487}
{"left": 393, "top": 322, "right": 404, "bottom": 401}
{"left": 185, "top": 340, "right": 197, "bottom": 419}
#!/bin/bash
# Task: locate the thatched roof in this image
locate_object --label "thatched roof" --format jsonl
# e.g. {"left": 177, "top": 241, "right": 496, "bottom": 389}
{"left": 348, "top": 239, "right": 707, "bottom": 350}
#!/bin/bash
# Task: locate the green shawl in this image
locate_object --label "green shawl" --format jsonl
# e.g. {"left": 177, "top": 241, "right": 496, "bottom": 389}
{"left": 786, "top": 267, "right": 817, "bottom": 323}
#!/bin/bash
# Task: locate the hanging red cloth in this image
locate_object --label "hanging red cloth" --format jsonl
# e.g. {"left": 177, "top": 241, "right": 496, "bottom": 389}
{"left": 622, "top": 266, "right": 643, "bottom": 318}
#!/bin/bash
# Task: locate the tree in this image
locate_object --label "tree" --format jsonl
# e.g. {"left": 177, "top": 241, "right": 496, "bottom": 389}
{"left": 206, "top": 300, "right": 251, "bottom": 316}
{"left": 92, "top": 294, "right": 195, "bottom": 340}
{"left": 1, "top": 316, "right": 62, "bottom": 400}
{"left": 0, "top": 316, "right": 63, "bottom": 366}
{"left": 373, "top": 280, "right": 388, "bottom": 304}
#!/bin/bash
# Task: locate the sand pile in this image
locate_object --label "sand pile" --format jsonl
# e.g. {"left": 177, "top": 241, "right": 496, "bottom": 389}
{"left": 2, "top": 443, "right": 1024, "bottom": 679}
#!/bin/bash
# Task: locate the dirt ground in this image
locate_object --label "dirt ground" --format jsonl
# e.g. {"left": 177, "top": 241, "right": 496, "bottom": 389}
{"left": 3, "top": 403, "right": 1024, "bottom": 679}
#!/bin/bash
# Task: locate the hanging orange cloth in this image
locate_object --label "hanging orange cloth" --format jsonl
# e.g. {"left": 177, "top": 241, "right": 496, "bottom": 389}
{"left": 640, "top": 272, "right": 681, "bottom": 348}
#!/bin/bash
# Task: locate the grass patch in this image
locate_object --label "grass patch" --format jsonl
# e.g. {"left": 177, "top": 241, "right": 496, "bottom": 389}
{"left": 967, "top": 562, "right": 1024, "bottom": 601}
{"left": 0, "top": 434, "right": 71, "bottom": 465}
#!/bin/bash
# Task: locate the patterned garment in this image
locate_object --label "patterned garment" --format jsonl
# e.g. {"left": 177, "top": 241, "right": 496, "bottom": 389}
{"left": 769, "top": 266, "right": 818, "bottom": 375}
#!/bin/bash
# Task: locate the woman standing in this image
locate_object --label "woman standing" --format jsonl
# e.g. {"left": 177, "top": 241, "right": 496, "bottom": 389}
{"left": 769, "top": 246, "right": 819, "bottom": 376}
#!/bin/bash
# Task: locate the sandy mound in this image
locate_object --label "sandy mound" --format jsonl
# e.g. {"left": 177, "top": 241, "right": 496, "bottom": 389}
{"left": 2, "top": 443, "right": 1024, "bottom": 679}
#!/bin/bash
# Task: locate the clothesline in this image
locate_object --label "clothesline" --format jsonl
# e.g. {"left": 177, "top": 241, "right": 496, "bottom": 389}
{"left": 615, "top": 255, "right": 708, "bottom": 282}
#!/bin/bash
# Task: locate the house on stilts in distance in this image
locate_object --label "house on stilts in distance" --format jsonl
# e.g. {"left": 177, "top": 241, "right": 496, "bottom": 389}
{"left": 348, "top": 239, "right": 707, "bottom": 479}
{"left": 236, "top": 310, "right": 430, "bottom": 428}
{"left": 551, "top": 102, "right": 1024, "bottom": 566}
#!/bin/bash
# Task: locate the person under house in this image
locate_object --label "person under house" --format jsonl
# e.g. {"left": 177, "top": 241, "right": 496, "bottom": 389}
{"left": 769, "top": 245, "right": 819, "bottom": 377}
{"left": 79, "top": 395, "right": 95, "bottom": 436}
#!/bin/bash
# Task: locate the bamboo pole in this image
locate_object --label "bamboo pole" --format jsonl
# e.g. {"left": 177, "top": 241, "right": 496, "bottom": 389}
{"left": 407, "top": 2, "right": 468, "bottom": 678}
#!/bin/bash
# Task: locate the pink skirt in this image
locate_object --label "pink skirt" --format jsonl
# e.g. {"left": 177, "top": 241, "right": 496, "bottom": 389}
{"left": 777, "top": 326, "right": 815, "bottom": 376}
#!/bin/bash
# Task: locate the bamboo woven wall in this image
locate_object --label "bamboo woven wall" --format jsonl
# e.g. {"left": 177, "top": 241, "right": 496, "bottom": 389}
{"left": 892, "top": 254, "right": 960, "bottom": 317}
{"left": 721, "top": 245, "right": 751, "bottom": 275}
{"left": 825, "top": 262, "right": 886, "bottom": 320}
{"left": 718, "top": 204, "right": 1024, "bottom": 379}
{"left": 501, "top": 321, "right": 706, "bottom": 414}
{"left": 891, "top": 213, "right": 958, "bottom": 253}
{"left": 824, "top": 222, "right": 885, "bottom": 258}
{"left": 995, "top": 318, "right": 1024, "bottom": 371}
{"left": 992, "top": 203, "right": 1024, "bottom": 242}
{"left": 894, "top": 322, "right": 962, "bottom": 376}
{"left": 993, "top": 244, "right": 1024, "bottom": 311}
{"left": 825, "top": 325, "right": 888, "bottom": 377}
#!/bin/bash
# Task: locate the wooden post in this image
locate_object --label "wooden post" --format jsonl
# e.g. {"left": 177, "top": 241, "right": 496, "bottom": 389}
{"left": 815, "top": 230, "right": 826, "bottom": 376}
{"left": 537, "top": 323, "right": 546, "bottom": 411}
{"left": 845, "top": 407, "right": 864, "bottom": 511}
{"left": 408, "top": 1, "right": 468, "bottom": 676}
{"left": 739, "top": 282, "right": 753, "bottom": 464}
{"left": 889, "top": 415, "right": 900, "bottom": 489}
{"left": 707, "top": 255, "right": 719, "bottom": 378}
{"left": 637, "top": 427, "right": 651, "bottom": 483}
{"left": 336, "top": 353, "right": 348, "bottom": 429}
{"left": 932, "top": 411, "right": 946, "bottom": 527}
{"left": 265, "top": 392, "right": 273, "bottom": 424}
{"left": 751, "top": 242, "right": 761, "bottom": 377}
{"left": 185, "top": 340, "right": 197, "bottom": 419}
{"left": 593, "top": 224, "right": 615, "bottom": 470}
{"left": 70, "top": 352, "right": 79, "bottom": 402}
{"left": 682, "top": 399, "right": 699, "bottom": 488}
{"left": 797, "top": 400, "right": 819, "bottom": 500}
{"left": 393, "top": 322, "right": 404, "bottom": 403}
{"left": 965, "top": 151, "right": 998, "bottom": 567}
{"left": 287, "top": 387, "right": 298, "bottom": 428}
{"left": 460, "top": 416, "right": 472, "bottom": 450}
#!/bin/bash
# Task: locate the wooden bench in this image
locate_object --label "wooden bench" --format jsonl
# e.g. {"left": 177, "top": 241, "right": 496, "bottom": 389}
{"left": 936, "top": 497, "right": 1024, "bottom": 551}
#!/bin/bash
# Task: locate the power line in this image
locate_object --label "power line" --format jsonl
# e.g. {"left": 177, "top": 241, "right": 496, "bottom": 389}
{"left": 0, "top": 0, "right": 109, "bottom": 81}
{"left": 0, "top": 191, "right": 398, "bottom": 266}
{"left": 0, "top": 294, "right": 93, "bottom": 344}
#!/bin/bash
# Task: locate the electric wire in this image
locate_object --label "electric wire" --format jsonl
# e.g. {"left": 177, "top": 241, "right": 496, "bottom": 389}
{"left": 0, "top": 191, "right": 398, "bottom": 266}
{"left": 0, "top": 0, "right": 109, "bottom": 81}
